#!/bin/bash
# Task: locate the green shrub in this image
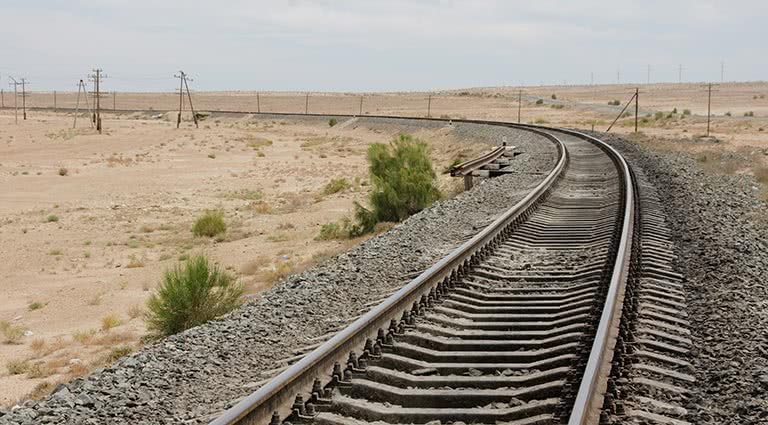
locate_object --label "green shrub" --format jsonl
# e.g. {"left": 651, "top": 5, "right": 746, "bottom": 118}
{"left": 328, "top": 118, "right": 338, "bottom": 127}
{"left": 323, "top": 178, "right": 351, "bottom": 195}
{"left": 724, "top": 111, "right": 732, "bottom": 117}
{"left": 46, "top": 215, "right": 59, "bottom": 223}
{"left": 535, "top": 99, "right": 544, "bottom": 105}
{"left": 744, "top": 111, "right": 755, "bottom": 117}
{"left": 551, "top": 94, "right": 557, "bottom": 100}
{"left": 672, "top": 107, "right": 678, "bottom": 114}
{"left": 608, "top": 100, "right": 621, "bottom": 106}
{"left": 192, "top": 210, "right": 226, "bottom": 237}
{"left": 365, "top": 134, "right": 440, "bottom": 223}
{"left": 316, "top": 221, "right": 349, "bottom": 240}
{"left": 145, "top": 255, "right": 244, "bottom": 336}
{"left": 683, "top": 109, "right": 692, "bottom": 115}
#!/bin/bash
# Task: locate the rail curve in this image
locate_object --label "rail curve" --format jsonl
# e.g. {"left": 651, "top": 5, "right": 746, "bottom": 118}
{"left": 198, "top": 116, "right": 637, "bottom": 425}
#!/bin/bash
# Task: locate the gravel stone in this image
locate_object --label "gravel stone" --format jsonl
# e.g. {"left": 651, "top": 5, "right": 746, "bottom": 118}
{"left": 0, "top": 120, "right": 556, "bottom": 425}
{"left": 599, "top": 132, "right": 768, "bottom": 425}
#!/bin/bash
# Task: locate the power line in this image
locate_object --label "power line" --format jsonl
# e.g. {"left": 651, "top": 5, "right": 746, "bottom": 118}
{"left": 174, "top": 71, "right": 198, "bottom": 128}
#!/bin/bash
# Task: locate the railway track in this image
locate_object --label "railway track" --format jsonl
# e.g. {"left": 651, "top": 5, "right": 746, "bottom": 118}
{"left": 6, "top": 106, "right": 692, "bottom": 423}
{"left": 206, "top": 118, "right": 692, "bottom": 425}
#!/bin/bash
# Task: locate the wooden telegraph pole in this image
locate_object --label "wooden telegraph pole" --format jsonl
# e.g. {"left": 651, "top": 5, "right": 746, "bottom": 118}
{"left": 707, "top": 83, "right": 713, "bottom": 137}
{"left": 89, "top": 69, "right": 105, "bottom": 133}
{"left": 20, "top": 78, "right": 28, "bottom": 120}
{"left": 517, "top": 89, "right": 522, "bottom": 123}
{"left": 8, "top": 77, "right": 20, "bottom": 124}
{"left": 427, "top": 94, "right": 432, "bottom": 118}
{"left": 634, "top": 87, "right": 639, "bottom": 133}
{"left": 305, "top": 92, "right": 309, "bottom": 114}
{"left": 359, "top": 95, "right": 363, "bottom": 116}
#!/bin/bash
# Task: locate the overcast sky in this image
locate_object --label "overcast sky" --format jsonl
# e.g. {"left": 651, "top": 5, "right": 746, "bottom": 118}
{"left": 1, "top": 0, "right": 766, "bottom": 92}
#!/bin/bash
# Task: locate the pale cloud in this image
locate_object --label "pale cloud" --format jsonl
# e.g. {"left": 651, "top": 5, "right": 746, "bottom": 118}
{"left": 0, "top": 0, "right": 765, "bottom": 91}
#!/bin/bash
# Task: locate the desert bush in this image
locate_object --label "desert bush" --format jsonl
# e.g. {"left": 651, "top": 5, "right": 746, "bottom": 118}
{"left": 550, "top": 104, "right": 564, "bottom": 110}
{"left": 46, "top": 214, "right": 59, "bottom": 223}
{"left": 683, "top": 109, "right": 692, "bottom": 115}
{"left": 724, "top": 111, "right": 732, "bottom": 117}
{"left": 672, "top": 107, "right": 678, "bottom": 114}
{"left": 323, "top": 178, "right": 351, "bottom": 195}
{"left": 535, "top": 99, "right": 544, "bottom": 105}
{"left": 608, "top": 100, "right": 621, "bottom": 106}
{"left": 654, "top": 111, "right": 665, "bottom": 120}
{"left": 551, "top": 94, "right": 557, "bottom": 100}
{"left": 192, "top": 210, "right": 226, "bottom": 237}
{"left": 534, "top": 118, "right": 550, "bottom": 124}
{"left": 28, "top": 302, "right": 44, "bottom": 311}
{"left": 744, "top": 111, "right": 755, "bottom": 117}
{"left": 328, "top": 118, "right": 338, "bottom": 127}
{"left": 145, "top": 255, "right": 244, "bottom": 336}
{"left": 365, "top": 134, "right": 440, "bottom": 223}
{"left": 0, "top": 321, "right": 24, "bottom": 344}
{"left": 316, "top": 222, "right": 347, "bottom": 240}
{"left": 7, "top": 359, "right": 29, "bottom": 375}
{"left": 58, "top": 168, "right": 68, "bottom": 176}
{"left": 106, "top": 345, "right": 133, "bottom": 362}
{"left": 101, "top": 314, "right": 123, "bottom": 332}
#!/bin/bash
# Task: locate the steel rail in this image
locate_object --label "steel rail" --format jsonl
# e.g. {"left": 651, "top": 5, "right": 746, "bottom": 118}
{"left": 521, "top": 126, "right": 635, "bottom": 425}
{"left": 449, "top": 146, "right": 506, "bottom": 177}
{"left": 210, "top": 120, "right": 568, "bottom": 425}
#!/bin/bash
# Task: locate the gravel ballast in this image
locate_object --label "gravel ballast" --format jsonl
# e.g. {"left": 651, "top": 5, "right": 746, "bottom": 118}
{"left": 0, "top": 120, "right": 556, "bottom": 424}
{"left": 600, "top": 133, "right": 768, "bottom": 424}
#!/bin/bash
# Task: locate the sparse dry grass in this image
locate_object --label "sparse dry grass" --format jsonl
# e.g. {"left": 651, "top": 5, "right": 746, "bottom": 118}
{"left": 240, "top": 255, "right": 270, "bottom": 276}
{"left": 0, "top": 321, "right": 24, "bottom": 344}
{"left": 100, "top": 314, "right": 123, "bottom": 332}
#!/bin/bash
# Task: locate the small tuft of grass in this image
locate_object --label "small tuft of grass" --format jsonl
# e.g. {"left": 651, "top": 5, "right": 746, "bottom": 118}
{"left": 316, "top": 221, "right": 351, "bottom": 240}
{"left": 207, "top": 153, "right": 216, "bottom": 159}
{"left": 328, "top": 118, "right": 338, "bottom": 127}
{"left": 28, "top": 302, "right": 44, "bottom": 311}
{"left": 744, "top": 111, "right": 755, "bottom": 117}
{"left": 192, "top": 210, "right": 226, "bottom": 237}
{"left": 683, "top": 109, "right": 691, "bottom": 115}
{"left": 128, "top": 304, "right": 143, "bottom": 319}
{"left": 126, "top": 255, "right": 145, "bottom": 268}
{"left": 101, "top": 314, "right": 123, "bottom": 332}
{"left": 608, "top": 100, "right": 621, "bottom": 106}
{"left": 0, "top": 321, "right": 24, "bottom": 344}
{"left": 323, "top": 178, "right": 352, "bottom": 195}
{"left": 551, "top": 94, "right": 557, "bottom": 100}
{"left": 46, "top": 214, "right": 59, "bottom": 223}
{"left": 48, "top": 248, "right": 63, "bottom": 256}
{"left": 106, "top": 345, "right": 134, "bottom": 362}
{"left": 7, "top": 359, "right": 29, "bottom": 375}
{"left": 534, "top": 118, "right": 549, "bottom": 124}
{"left": 58, "top": 168, "right": 68, "bottom": 176}
{"left": 72, "top": 329, "right": 96, "bottom": 344}
{"left": 535, "top": 99, "right": 544, "bottom": 105}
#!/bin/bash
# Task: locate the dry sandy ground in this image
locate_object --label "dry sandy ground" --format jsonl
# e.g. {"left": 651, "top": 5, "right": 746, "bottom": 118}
{"left": 1, "top": 81, "right": 766, "bottom": 406}
{"left": 0, "top": 111, "right": 485, "bottom": 405}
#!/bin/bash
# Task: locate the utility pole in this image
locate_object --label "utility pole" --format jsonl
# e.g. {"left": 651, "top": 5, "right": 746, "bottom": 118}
{"left": 175, "top": 72, "right": 184, "bottom": 128}
{"left": 720, "top": 61, "right": 725, "bottom": 83}
{"left": 54, "top": 90, "right": 57, "bottom": 111}
{"left": 8, "top": 77, "right": 20, "bottom": 124}
{"left": 1, "top": 89, "right": 4, "bottom": 108}
{"left": 634, "top": 87, "right": 639, "bottom": 133}
{"left": 113, "top": 91, "right": 116, "bottom": 111}
{"left": 256, "top": 92, "right": 260, "bottom": 113}
{"left": 305, "top": 92, "right": 309, "bottom": 114}
{"left": 707, "top": 83, "right": 712, "bottom": 137}
{"left": 182, "top": 73, "right": 198, "bottom": 128}
{"left": 174, "top": 71, "right": 198, "bottom": 128}
{"left": 517, "top": 89, "right": 522, "bottom": 123}
{"left": 427, "top": 94, "right": 432, "bottom": 118}
{"left": 359, "top": 95, "right": 363, "bottom": 115}
{"left": 89, "top": 69, "right": 104, "bottom": 133}
{"left": 73, "top": 79, "right": 94, "bottom": 129}
{"left": 20, "top": 78, "right": 28, "bottom": 120}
